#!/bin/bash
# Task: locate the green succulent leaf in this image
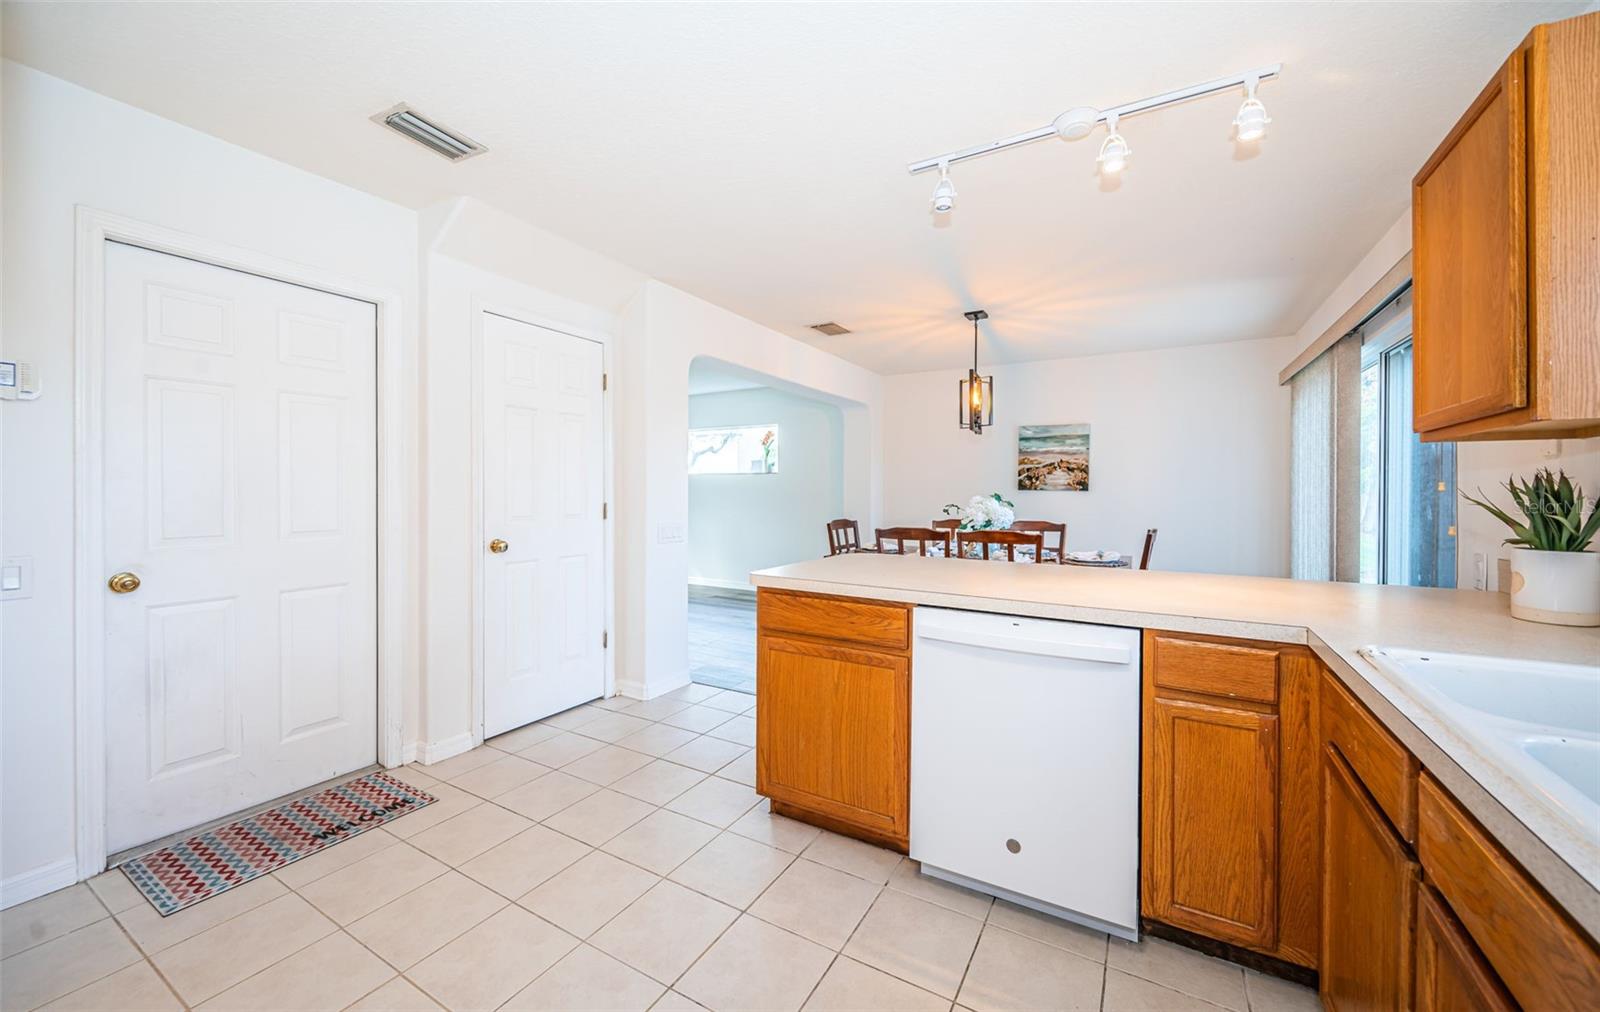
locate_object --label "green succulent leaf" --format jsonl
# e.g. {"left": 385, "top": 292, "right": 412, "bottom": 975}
{"left": 1463, "top": 468, "right": 1598, "bottom": 552}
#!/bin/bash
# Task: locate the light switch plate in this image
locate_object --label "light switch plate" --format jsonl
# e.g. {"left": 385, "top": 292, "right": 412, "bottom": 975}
{"left": 657, "top": 522, "right": 686, "bottom": 544}
{"left": 0, "top": 556, "right": 32, "bottom": 600}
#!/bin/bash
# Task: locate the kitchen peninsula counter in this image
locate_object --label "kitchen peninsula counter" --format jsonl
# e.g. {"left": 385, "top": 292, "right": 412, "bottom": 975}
{"left": 750, "top": 552, "right": 1600, "bottom": 937}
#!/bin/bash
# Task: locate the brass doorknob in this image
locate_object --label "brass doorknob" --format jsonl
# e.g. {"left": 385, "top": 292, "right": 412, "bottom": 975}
{"left": 488, "top": 539, "right": 510, "bottom": 554}
{"left": 108, "top": 572, "right": 141, "bottom": 594}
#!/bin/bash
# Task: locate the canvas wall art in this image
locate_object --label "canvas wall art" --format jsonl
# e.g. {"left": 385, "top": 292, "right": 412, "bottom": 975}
{"left": 1018, "top": 423, "right": 1090, "bottom": 490}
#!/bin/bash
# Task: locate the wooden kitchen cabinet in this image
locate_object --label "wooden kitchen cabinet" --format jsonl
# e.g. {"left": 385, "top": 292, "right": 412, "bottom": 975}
{"left": 1140, "top": 631, "right": 1322, "bottom": 968}
{"left": 754, "top": 590, "right": 911, "bottom": 850}
{"left": 1144, "top": 696, "right": 1279, "bottom": 949}
{"left": 1415, "top": 885, "right": 1515, "bottom": 1012}
{"left": 1412, "top": 10, "right": 1600, "bottom": 441}
{"left": 1321, "top": 745, "right": 1419, "bottom": 1012}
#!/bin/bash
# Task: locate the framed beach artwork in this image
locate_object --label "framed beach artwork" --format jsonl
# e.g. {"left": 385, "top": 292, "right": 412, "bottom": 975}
{"left": 1018, "top": 424, "right": 1090, "bottom": 491}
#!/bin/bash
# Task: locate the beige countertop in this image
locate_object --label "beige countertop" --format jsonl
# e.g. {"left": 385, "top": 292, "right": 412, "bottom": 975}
{"left": 749, "top": 553, "right": 1600, "bottom": 937}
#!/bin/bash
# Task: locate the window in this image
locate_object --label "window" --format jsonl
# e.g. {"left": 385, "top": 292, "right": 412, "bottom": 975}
{"left": 1357, "top": 291, "right": 1457, "bottom": 587}
{"left": 687, "top": 424, "right": 778, "bottom": 475}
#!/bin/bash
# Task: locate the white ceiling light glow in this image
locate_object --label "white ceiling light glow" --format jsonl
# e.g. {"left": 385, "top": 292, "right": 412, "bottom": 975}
{"left": 930, "top": 161, "right": 957, "bottom": 214}
{"left": 908, "top": 63, "right": 1281, "bottom": 199}
{"left": 1233, "top": 74, "right": 1271, "bottom": 141}
{"left": 1096, "top": 112, "right": 1131, "bottom": 175}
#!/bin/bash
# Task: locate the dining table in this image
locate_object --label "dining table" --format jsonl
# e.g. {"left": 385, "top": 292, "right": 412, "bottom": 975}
{"left": 875, "top": 541, "right": 1132, "bottom": 567}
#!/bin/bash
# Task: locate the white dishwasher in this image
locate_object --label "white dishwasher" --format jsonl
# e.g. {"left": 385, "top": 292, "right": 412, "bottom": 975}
{"left": 911, "top": 607, "right": 1141, "bottom": 940}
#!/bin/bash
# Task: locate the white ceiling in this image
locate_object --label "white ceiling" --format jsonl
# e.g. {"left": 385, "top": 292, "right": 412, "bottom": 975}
{"left": 4, "top": 1, "right": 1584, "bottom": 373}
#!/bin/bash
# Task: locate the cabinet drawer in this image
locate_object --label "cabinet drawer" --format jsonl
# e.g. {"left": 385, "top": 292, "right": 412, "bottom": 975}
{"left": 757, "top": 589, "right": 910, "bottom": 652}
{"left": 1323, "top": 671, "right": 1417, "bottom": 843}
{"left": 1418, "top": 773, "right": 1600, "bottom": 1011}
{"left": 1151, "top": 633, "right": 1279, "bottom": 704}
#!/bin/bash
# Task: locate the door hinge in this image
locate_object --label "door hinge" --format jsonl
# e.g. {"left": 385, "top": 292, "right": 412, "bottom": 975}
{"left": 602, "top": 631, "right": 609, "bottom": 649}
{"left": 602, "top": 372, "right": 608, "bottom": 392}
{"left": 602, "top": 502, "right": 609, "bottom": 520}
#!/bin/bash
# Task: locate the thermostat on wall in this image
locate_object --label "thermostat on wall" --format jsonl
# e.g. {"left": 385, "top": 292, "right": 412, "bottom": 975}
{"left": 0, "top": 361, "right": 40, "bottom": 400}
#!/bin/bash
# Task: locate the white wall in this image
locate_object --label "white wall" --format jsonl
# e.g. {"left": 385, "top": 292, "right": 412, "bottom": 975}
{"left": 688, "top": 387, "right": 844, "bottom": 587}
{"left": 883, "top": 336, "right": 1294, "bottom": 576}
{"left": 0, "top": 62, "right": 421, "bottom": 903}
{"left": 1289, "top": 201, "right": 1600, "bottom": 591}
{"left": 615, "top": 282, "right": 884, "bottom": 699}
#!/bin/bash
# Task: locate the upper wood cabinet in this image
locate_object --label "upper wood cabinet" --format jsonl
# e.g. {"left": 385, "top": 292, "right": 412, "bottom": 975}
{"left": 1141, "top": 631, "right": 1322, "bottom": 968}
{"left": 1412, "top": 11, "right": 1600, "bottom": 441}
{"left": 754, "top": 590, "right": 911, "bottom": 850}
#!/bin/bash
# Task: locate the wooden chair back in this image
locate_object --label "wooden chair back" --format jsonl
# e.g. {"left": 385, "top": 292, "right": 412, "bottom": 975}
{"left": 1140, "top": 528, "right": 1158, "bottom": 570}
{"left": 930, "top": 518, "right": 961, "bottom": 532}
{"left": 875, "top": 526, "right": 952, "bottom": 557}
{"left": 826, "top": 518, "right": 864, "bottom": 556}
{"left": 1011, "top": 520, "right": 1067, "bottom": 563}
{"left": 957, "top": 529, "right": 1044, "bottom": 562}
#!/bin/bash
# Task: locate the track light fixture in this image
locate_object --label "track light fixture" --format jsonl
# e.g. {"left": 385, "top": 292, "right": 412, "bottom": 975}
{"left": 1233, "top": 73, "right": 1271, "bottom": 142}
{"left": 930, "top": 161, "right": 957, "bottom": 214}
{"left": 908, "top": 63, "right": 1281, "bottom": 200}
{"left": 1096, "top": 113, "right": 1131, "bottom": 175}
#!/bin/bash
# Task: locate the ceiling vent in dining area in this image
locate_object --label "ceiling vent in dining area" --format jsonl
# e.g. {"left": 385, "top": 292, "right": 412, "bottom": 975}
{"left": 809, "top": 322, "right": 852, "bottom": 337}
{"left": 371, "top": 103, "right": 487, "bottom": 161}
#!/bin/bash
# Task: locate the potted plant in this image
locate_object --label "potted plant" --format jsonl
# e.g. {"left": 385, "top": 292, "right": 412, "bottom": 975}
{"left": 1463, "top": 468, "right": 1599, "bottom": 627}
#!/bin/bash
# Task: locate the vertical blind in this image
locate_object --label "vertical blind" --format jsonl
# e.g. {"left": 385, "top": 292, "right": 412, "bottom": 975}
{"left": 1289, "top": 332, "right": 1361, "bottom": 581}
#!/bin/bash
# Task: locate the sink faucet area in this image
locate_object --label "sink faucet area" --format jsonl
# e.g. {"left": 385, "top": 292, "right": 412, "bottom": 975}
{"left": 1359, "top": 647, "right": 1600, "bottom": 855}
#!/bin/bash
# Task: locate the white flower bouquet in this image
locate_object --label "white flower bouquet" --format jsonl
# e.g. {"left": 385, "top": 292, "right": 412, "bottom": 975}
{"left": 942, "top": 493, "right": 1016, "bottom": 531}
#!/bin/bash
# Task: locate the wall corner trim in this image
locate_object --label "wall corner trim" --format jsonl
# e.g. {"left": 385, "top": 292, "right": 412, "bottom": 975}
{"left": 0, "top": 859, "right": 79, "bottom": 911}
{"left": 416, "top": 732, "right": 476, "bottom": 766}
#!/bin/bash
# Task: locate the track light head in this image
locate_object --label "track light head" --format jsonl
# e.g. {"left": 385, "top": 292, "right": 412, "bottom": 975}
{"left": 930, "top": 162, "right": 956, "bottom": 214}
{"left": 1097, "top": 114, "right": 1130, "bottom": 175}
{"left": 1233, "top": 75, "right": 1271, "bottom": 141}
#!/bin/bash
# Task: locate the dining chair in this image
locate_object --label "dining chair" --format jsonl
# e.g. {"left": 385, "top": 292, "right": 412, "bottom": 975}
{"left": 875, "top": 526, "right": 953, "bottom": 557}
{"left": 1140, "top": 528, "right": 1158, "bottom": 570}
{"left": 1011, "top": 520, "right": 1067, "bottom": 563}
{"left": 825, "top": 518, "right": 872, "bottom": 556}
{"left": 957, "top": 529, "right": 1044, "bottom": 562}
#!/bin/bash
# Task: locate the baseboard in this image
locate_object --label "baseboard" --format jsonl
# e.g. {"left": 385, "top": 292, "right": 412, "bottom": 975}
{"left": 613, "top": 677, "right": 648, "bottom": 700}
{"left": 687, "top": 576, "right": 754, "bottom": 592}
{"left": 1, "top": 858, "right": 78, "bottom": 910}
{"left": 397, "top": 741, "right": 419, "bottom": 765}
{"left": 417, "top": 732, "right": 475, "bottom": 766}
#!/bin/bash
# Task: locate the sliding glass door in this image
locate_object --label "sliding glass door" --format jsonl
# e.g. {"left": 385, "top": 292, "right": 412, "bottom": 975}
{"left": 1358, "top": 300, "right": 1457, "bottom": 588}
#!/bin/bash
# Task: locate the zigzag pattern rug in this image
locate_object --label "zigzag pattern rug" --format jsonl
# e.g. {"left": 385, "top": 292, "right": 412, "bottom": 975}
{"left": 120, "top": 771, "right": 435, "bottom": 916}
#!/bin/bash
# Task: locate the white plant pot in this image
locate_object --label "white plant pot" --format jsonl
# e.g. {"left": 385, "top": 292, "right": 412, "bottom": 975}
{"left": 1507, "top": 548, "right": 1600, "bottom": 627}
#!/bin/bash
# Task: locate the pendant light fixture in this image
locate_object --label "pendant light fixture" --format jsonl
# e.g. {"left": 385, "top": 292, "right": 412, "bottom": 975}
{"left": 958, "top": 310, "right": 993, "bottom": 434}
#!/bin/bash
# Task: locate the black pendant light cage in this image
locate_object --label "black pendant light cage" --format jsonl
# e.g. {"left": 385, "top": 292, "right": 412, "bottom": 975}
{"left": 958, "top": 309, "right": 994, "bottom": 434}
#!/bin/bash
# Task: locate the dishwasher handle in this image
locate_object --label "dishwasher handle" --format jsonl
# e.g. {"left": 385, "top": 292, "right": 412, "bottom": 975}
{"left": 916, "top": 625, "right": 1133, "bottom": 664}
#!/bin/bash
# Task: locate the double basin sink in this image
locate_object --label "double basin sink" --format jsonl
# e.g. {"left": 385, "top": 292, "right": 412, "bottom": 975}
{"left": 1359, "top": 646, "right": 1600, "bottom": 852}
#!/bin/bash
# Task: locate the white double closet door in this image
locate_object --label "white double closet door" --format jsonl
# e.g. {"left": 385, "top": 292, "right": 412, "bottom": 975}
{"left": 103, "top": 242, "right": 378, "bottom": 853}
{"left": 481, "top": 313, "right": 606, "bottom": 737}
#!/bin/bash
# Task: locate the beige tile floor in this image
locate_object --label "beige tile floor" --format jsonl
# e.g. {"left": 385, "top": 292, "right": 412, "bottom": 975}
{"left": 1, "top": 683, "right": 1321, "bottom": 1012}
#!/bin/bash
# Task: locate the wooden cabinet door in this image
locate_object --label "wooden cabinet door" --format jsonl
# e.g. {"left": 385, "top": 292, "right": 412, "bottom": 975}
{"left": 754, "top": 634, "right": 908, "bottom": 841}
{"left": 1143, "top": 696, "right": 1279, "bottom": 949}
{"left": 1415, "top": 885, "right": 1516, "bottom": 1012}
{"left": 1412, "top": 48, "right": 1528, "bottom": 432}
{"left": 1322, "top": 746, "right": 1420, "bottom": 1012}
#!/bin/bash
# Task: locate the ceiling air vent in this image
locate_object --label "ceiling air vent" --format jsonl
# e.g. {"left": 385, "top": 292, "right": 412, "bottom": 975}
{"left": 371, "top": 103, "right": 487, "bottom": 162}
{"left": 809, "top": 322, "right": 851, "bottom": 336}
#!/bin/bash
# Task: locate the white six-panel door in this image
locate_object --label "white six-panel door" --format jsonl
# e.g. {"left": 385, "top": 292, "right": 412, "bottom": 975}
{"left": 103, "top": 242, "right": 378, "bottom": 852}
{"left": 481, "top": 313, "right": 606, "bottom": 736}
